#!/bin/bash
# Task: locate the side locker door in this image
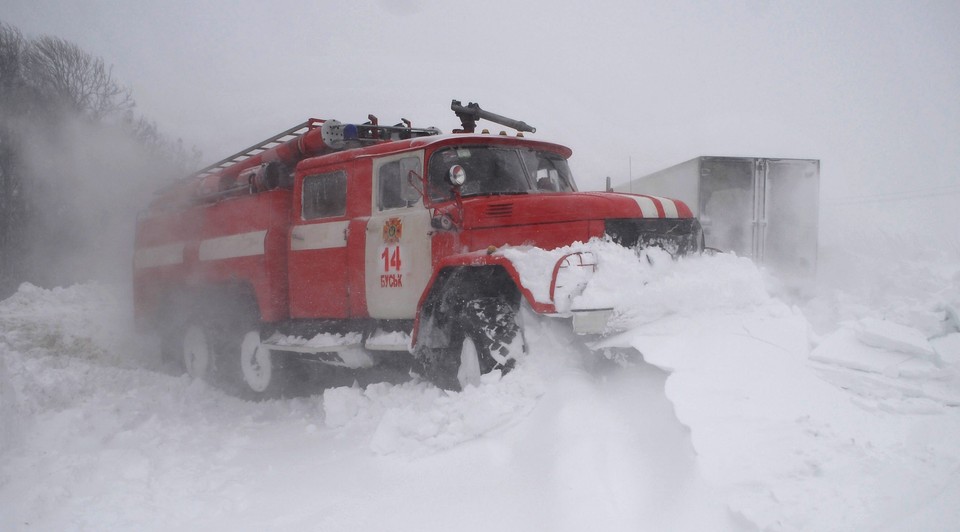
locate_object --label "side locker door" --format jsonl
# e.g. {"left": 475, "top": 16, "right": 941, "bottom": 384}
{"left": 288, "top": 168, "right": 351, "bottom": 318}
{"left": 365, "top": 151, "right": 432, "bottom": 319}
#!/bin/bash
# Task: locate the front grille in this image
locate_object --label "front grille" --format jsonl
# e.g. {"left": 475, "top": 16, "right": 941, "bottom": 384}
{"left": 605, "top": 218, "right": 703, "bottom": 256}
{"left": 484, "top": 203, "right": 514, "bottom": 218}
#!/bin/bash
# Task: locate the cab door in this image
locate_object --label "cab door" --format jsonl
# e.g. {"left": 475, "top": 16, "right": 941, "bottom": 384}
{"left": 365, "top": 151, "right": 432, "bottom": 319}
{"left": 288, "top": 167, "right": 351, "bottom": 318}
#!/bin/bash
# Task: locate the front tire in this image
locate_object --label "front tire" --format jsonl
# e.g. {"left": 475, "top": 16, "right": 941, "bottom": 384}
{"left": 457, "top": 336, "right": 482, "bottom": 389}
{"left": 417, "top": 296, "right": 523, "bottom": 391}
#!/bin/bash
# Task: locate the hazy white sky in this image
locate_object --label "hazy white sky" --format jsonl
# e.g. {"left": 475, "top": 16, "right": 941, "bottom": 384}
{"left": 4, "top": 0, "right": 959, "bottom": 200}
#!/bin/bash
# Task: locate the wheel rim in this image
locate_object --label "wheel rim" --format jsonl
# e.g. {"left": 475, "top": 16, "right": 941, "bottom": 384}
{"left": 183, "top": 325, "right": 210, "bottom": 379}
{"left": 457, "top": 336, "right": 482, "bottom": 389}
{"left": 240, "top": 330, "right": 272, "bottom": 393}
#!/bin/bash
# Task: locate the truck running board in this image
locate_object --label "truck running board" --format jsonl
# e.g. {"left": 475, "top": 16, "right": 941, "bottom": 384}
{"left": 260, "top": 330, "right": 412, "bottom": 353}
{"left": 260, "top": 332, "right": 374, "bottom": 368}
{"left": 363, "top": 330, "right": 412, "bottom": 352}
{"left": 260, "top": 331, "right": 362, "bottom": 354}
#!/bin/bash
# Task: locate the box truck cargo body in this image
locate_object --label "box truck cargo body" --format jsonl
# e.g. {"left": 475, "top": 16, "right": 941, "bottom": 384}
{"left": 615, "top": 156, "right": 820, "bottom": 279}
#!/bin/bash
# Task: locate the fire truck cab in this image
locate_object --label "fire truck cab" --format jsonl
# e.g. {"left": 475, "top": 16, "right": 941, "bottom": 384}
{"left": 134, "top": 101, "right": 702, "bottom": 395}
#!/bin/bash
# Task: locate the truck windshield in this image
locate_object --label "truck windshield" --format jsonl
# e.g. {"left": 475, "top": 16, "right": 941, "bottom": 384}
{"left": 428, "top": 146, "right": 576, "bottom": 201}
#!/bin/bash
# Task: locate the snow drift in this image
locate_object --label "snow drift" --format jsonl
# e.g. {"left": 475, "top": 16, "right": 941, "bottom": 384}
{"left": 2, "top": 246, "right": 960, "bottom": 531}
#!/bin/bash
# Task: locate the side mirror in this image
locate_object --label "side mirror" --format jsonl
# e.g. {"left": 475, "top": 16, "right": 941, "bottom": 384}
{"left": 448, "top": 164, "right": 466, "bottom": 186}
{"left": 399, "top": 157, "right": 424, "bottom": 204}
{"left": 402, "top": 171, "right": 423, "bottom": 203}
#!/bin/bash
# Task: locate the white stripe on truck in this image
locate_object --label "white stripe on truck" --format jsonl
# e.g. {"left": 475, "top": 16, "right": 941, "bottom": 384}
{"left": 134, "top": 242, "right": 185, "bottom": 269}
{"left": 614, "top": 194, "right": 657, "bottom": 217}
{"left": 651, "top": 196, "right": 679, "bottom": 218}
{"left": 613, "top": 194, "right": 679, "bottom": 218}
{"left": 199, "top": 230, "right": 267, "bottom": 261}
{"left": 290, "top": 221, "right": 349, "bottom": 251}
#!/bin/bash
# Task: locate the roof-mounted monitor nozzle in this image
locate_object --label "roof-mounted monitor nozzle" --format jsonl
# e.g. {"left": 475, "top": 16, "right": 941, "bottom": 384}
{"left": 451, "top": 99, "right": 536, "bottom": 134}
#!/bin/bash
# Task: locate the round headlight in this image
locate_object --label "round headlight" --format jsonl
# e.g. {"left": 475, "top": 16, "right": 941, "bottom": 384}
{"left": 448, "top": 164, "right": 466, "bottom": 186}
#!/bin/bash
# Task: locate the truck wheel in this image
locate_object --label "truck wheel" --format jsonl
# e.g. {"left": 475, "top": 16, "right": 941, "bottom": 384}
{"left": 160, "top": 327, "right": 185, "bottom": 373}
{"left": 238, "top": 329, "right": 280, "bottom": 397}
{"left": 456, "top": 336, "right": 483, "bottom": 389}
{"left": 418, "top": 296, "right": 522, "bottom": 391}
{"left": 183, "top": 325, "right": 211, "bottom": 380}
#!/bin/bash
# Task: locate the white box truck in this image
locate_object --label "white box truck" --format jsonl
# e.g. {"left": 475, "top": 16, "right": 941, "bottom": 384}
{"left": 614, "top": 156, "right": 820, "bottom": 279}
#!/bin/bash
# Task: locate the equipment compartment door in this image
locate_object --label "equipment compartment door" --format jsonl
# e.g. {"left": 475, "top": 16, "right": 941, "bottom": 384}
{"left": 288, "top": 168, "right": 351, "bottom": 318}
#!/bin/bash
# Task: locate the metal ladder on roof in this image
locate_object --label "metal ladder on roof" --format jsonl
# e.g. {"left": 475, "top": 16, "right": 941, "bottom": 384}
{"left": 187, "top": 116, "right": 440, "bottom": 181}
{"left": 191, "top": 119, "right": 323, "bottom": 180}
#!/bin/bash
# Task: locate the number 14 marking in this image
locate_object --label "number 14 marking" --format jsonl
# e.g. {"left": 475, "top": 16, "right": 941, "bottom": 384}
{"left": 381, "top": 246, "right": 402, "bottom": 272}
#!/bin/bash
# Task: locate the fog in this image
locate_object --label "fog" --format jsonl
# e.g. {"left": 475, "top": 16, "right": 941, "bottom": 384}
{"left": 2, "top": 110, "right": 184, "bottom": 290}
{"left": 3, "top": 0, "right": 959, "bottom": 277}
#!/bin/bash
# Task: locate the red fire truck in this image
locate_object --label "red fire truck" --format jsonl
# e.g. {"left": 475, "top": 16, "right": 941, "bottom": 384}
{"left": 134, "top": 101, "right": 702, "bottom": 395}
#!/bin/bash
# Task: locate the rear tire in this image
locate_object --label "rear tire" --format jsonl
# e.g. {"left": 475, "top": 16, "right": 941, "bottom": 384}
{"left": 159, "top": 326, "right": 185, "bottom": 373}
{"left": 183, "top": 325, "right": 211, "bottom": 381}
{"left": 238, "top": 329, "right": 283, "bottom": 398}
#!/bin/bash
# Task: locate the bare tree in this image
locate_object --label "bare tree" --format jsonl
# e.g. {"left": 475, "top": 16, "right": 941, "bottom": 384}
{"left": 24, "top": 35, "right": 133, "bottom": 120}
{"left": 0, "top": 23, "right": 25, "bottom": 92}
{"left": 0, "top": 23, "right": 31, "bottom": 295}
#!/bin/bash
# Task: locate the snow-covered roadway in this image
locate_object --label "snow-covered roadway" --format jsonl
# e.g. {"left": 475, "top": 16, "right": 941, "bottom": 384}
{"left": 2, "top": 248, "right": 958, "bottom": 531}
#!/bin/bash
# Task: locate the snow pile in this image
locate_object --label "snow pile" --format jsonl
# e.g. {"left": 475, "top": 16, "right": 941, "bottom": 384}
{"left": 811, "top": 320, "right": 960, "bottom": 411}
{"left": 577, "top": 247, "right": 769, "bottom": 329}
{"left": 1, "top": 351, "right": 329, "bottom": 530}
{"left": 321, "top": 315, "right": 584, "bottom": 456}
{"left": 577, "top": 243, "right": 960, "bottom": 530}
{"left": 806, "top": 248, "right": 960, "bottom": 337}
{"left": 500, "top": 238, "right": 770, "bottom": 328}
{"left": 599, "top": 304, "right": 960, "bottom": 530}
{"left": 804, "top": 248, "right": 960, "bottom": 414}
{"left": 0, "top": 282, "right": 138, "bottom": 366}
{"left": 0, "top": 282, "right": 147, "bottom": 454}
{"left": 323, "top": 372, "right": 543, "bottom": 455}
{"left": 855, "top": 317, "right": 940, "bottom": 359}
{"left": 0, "top": 279, "right": 733, "bottom": 531}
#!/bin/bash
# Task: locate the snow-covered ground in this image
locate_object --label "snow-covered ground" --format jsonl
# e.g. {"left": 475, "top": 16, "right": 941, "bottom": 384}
{"left": 2, "top": 244, "right": 959, "bottom": 531}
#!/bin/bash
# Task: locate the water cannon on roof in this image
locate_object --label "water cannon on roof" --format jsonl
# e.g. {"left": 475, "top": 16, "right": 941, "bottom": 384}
{"left": 451, "top": 99, "right": 536, "bottom": 134}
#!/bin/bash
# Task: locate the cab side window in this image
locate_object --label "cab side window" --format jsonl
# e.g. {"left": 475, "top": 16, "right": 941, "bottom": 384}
{"left": 302, "top": 170, "right": 347, "bottom": 220}
{"left": 378, "top": 156, "right": 422, "bottom": 210}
